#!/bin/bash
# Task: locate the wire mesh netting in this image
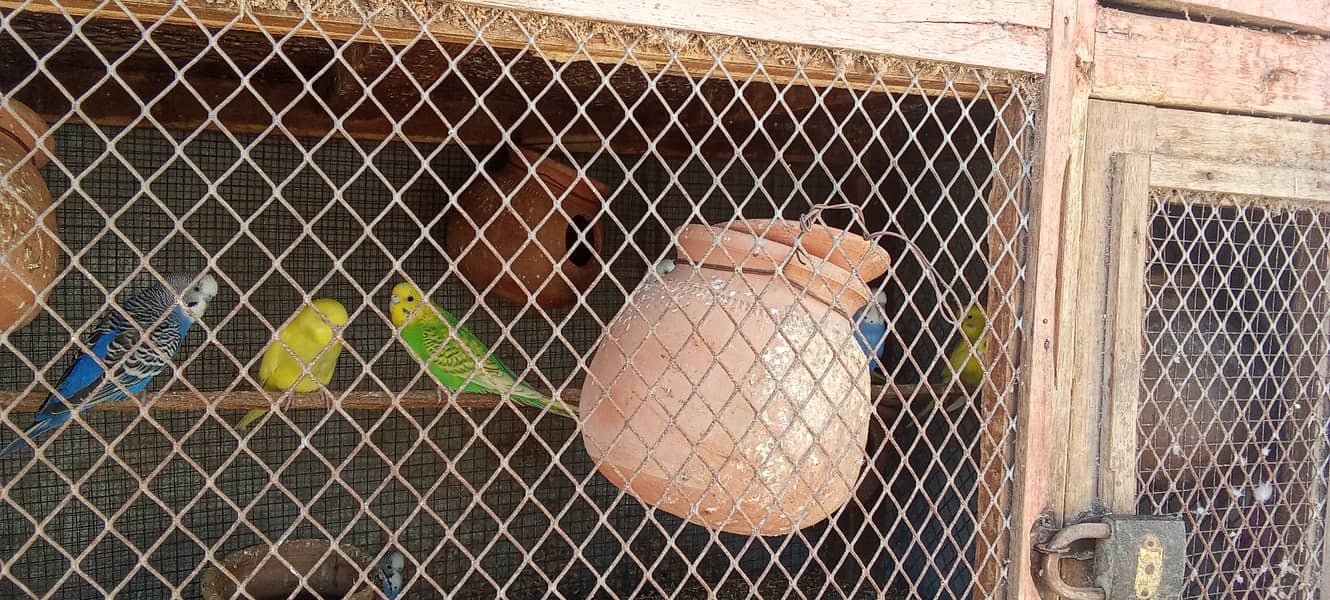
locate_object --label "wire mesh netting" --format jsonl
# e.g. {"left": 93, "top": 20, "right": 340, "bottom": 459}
{"left": 1138, "top": 190, "right": 1330, "bottom": 600}
{"left": 0, "top": 3, "right": 1034, "bottom": 598}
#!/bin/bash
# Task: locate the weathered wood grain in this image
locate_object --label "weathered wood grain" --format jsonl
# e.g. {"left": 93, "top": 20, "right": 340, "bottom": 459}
{"left": 1100, "top": 152, "right": 1151, "bottom": 513}
{"left": 1112, "top": 0, "right": 1330, "bottom": 36}
{"left": 1093, "top": 8, "right": 1330, "bottom": 120}
{"left": 1062, "top": 99, "right": 1156, "bottom": 535}
{"left": 974, "top": 95, "right": 1031, "bottom": 600}
{"left": 1020, "top": 0, "right": 1098, "bottom": 596}
{"left": 460, "top": 0, "right": 1052, "bottom": 73}
{"left": 0, "top": 0, "right": 1014, "bottom": 93}
{"left": 1150, "top": 107, "right": 1330, "bottom": 169}
{"left": 1150, "top": 155, "right": 1330, "bottom": 204}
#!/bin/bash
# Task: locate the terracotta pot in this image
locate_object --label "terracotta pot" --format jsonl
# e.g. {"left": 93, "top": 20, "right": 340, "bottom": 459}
{"left": 200, "top": 540, "right": 375, "bottom": 600}
{"left": 445, "top": 147, "right": 606, "bottom": 308}
{"left": 580, "top": 218, "right": 892, "bottom": 535}
{"left": 0, "top": 99, "right": 58, "bottom": 333}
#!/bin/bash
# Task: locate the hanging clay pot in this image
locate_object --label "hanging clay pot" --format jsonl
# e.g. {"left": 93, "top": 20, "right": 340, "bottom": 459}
{"left": 580, "top": 218, "right": 892, "bottom": 535}
{"left": 445, "top": 147, "right": 607, "bottom": 308}
{"left": 199, "top": 539, "right": 375, "bottom": 600}
{"left": 0, "top": 99, "right": 58, "bottom": 333}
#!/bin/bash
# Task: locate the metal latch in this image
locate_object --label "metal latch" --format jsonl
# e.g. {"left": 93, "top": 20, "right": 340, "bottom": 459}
{"left": 1036, "top": 515, "right": 1185, "bottom": 600}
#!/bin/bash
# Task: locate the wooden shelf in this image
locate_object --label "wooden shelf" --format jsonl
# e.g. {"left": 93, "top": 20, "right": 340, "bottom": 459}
{"left": 0, "top": 383, "right": 968, "bottom": 413}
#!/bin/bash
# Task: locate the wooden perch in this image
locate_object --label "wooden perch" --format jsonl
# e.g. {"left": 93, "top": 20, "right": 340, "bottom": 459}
{"left": 0, "top": 383, "right": 967, "bottom": 412}
{"left": 0, "top": 389, "right": 581, "bottom": 412}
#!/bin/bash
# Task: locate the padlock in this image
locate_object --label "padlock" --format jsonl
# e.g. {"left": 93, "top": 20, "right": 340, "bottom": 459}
{"left": 1037, "top": 514, "right": 1186, "bottom": 600}
{"left": 1095, "top": 515, "right": 1186, "bottom": 599}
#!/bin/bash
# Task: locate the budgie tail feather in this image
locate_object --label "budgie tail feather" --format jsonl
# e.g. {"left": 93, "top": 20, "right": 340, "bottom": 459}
{"left": 509, "top": 380, "right": 578, "bottom": 418}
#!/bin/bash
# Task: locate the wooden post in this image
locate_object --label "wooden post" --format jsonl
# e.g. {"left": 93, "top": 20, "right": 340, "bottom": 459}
{"left": 1012, "top": 0, "right": 1097, "bottom": 597}
{"left": 973, "top": 93, "right": 1030, "bottom": 600}
{"left": 1100, "top": 153, "right": 1152, "bottom": 513}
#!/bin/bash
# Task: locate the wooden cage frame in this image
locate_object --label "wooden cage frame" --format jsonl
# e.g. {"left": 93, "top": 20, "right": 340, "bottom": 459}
{"left": 1, "top": 0, "right": 1328, "bottom": 598}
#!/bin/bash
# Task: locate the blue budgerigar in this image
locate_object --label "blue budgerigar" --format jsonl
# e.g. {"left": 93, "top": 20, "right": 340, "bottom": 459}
{"left": 380, "top": 551, "right": 404, "bottom": 599}
{"left": 1, "top": 272, "right": 218, "bottom": 457}
{"left": 852, "top": 289, "right": 889, "bottom": 373}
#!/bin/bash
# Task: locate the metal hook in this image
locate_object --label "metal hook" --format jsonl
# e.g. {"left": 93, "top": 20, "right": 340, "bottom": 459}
{"left": 799, "top": 202, "right": 869, "bottom": 236}
{"left": 799, "top": 201, "right": 966, "bottom": 317}
{"left": 867, "top": 230, "right": 968, "bottom": 318}
{"left": 1034, "top": 522, "right": 1111, "bottom": 600}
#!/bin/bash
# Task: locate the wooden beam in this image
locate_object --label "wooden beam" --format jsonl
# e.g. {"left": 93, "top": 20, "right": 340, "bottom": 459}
{"left": 1093, "top": 8, "right": 1330, "bottom": 120}
{"left": 460, "top": 0, "right": 1052, "bottom": 74}
{"left": 1149, "top": 155, "right": 1330, "bottom": 205}
{"left": 0, "top": 383, "right": 951, "bottom": 412}
{"left": 0, "top": 0, "right": 1007, "bottom": 96}
{"left": 1060, "top": 98, "right": 1156, "bottom": 554}
{"left": 973, "top": 93, "right": 1033, "bottom": 600}
{"left": 1109, "top": 0, "right": 1330, "bottom": 36}
{"left": 1099, "top": 152, "right": 1151, "bottom": 513}
{"left": 1149, "top": 107, "right": 1330, "bottom": 169}
{"left": 1016, "top": 0, "right": 1097, "bottom": 597}
{"left": 0, "top": 389, "right": 580, "bottom": 412}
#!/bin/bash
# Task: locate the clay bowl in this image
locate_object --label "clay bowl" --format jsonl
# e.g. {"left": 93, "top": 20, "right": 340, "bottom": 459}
{"left": 200, "top": 540, "right": 375, "bottom": 600}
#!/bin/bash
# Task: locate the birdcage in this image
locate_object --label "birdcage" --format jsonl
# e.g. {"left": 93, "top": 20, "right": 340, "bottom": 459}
{"left": 4, "top": 1, "right": 1330, "bottom": 599}
{"left": 0, "top": 1, "right": 1036, "bottom": 598}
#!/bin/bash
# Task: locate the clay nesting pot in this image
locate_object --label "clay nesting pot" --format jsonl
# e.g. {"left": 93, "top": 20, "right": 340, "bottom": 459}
{"left": 580, "top": 218, "right": 892, "bottom": 535}
{"left": 445, "top": 147, "right": 607, "bottom": 308}
{"left": 200, "top": 540, "right": 375, "bottom": 600}
{"left": 0, "top": 99, "right": 58, "bottom": 333}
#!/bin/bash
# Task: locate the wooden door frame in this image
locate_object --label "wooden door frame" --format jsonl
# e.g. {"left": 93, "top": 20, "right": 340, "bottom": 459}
{"left": 1047, "top": 98, "right": 1330, "bottom": 596}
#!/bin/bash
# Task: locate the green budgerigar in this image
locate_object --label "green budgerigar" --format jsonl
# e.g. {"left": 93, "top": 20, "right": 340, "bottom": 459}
{"left": 237, "top": 298, "right": 349, "bottom": 430}
{"left": 388, "top": 282, "right": 576, "bottom": 418}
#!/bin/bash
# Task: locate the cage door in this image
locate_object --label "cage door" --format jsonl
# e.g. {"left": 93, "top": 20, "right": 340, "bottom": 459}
{"left": 1064, "top": 100, "right": 1330, "bottom": 599}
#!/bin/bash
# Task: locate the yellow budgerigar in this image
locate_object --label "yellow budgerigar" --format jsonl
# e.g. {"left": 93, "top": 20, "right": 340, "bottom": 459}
{"left": 237, "top": 298, "right": 349, "bottom": 429}
{"left": 943, "top": 303, "right": 987, "bottom": 388}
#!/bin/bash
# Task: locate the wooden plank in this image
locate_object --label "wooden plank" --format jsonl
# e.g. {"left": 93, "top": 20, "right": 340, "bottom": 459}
{"left": 1016, "top": 0, "right": 1098, "bottom": 596}
{"left": 0, "top": 389, "right": 582, "bottom": 412}
{"left": 468, "top": 0, "right": 1052, "bottom": 30}
{"left": 1093, "top": 8, "right": 1330, "bottom": 120}
{"left": 1111, "top": 0, "right": 1330, "bottom": 36}
{"left": 1150, "top": 107, "right": 1330, "bottom": 170}
{"left": 974, "top": 95, "right": 1030, "bottom": 600}
{"left": 0, "top": 0, "right": 1006, "bottom": 96}
{"left": 1099, "top": 152, "right": 1151, "bottom": 513}
{"left": 1061, "top": 100, "right": 1156, "bottom": 528}
{"left": 460, "top": 0, "right": 1052, "bottom": 73}
{"left": 1149, "top": 155, "right": 1330, "bottom": 204}
{"left": 0, "top": 383, "right": 946, "bottom": 412}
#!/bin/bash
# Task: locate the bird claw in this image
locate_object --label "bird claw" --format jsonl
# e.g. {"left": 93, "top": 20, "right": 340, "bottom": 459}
{"left": 321, "top": 388, "right": 335, "bottom": 412}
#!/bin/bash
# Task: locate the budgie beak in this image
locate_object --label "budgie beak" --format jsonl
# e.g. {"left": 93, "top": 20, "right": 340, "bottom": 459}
{"left": 183, "top": 299, "right": 209, "bottom": 319}
{"left": 193, "top": 274, "right": 219, "bottom": 302}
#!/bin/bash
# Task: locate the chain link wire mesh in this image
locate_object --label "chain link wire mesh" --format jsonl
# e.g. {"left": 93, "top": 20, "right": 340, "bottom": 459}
{"left": 0, "top": 2, "right": 1034, "bottom": 598}
{"left": 1139, "top": 189, "right": 1330, "bottom": 599}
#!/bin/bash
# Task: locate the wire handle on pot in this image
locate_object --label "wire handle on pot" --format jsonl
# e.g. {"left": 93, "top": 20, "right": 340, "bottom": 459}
{"left": 799, "top": 201, "right": 968, "bottom": 319}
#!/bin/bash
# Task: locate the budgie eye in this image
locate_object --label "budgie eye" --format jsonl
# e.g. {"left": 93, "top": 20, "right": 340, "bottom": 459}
{"left": 406, "top": 295, "right": 415, "bottom": 303}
